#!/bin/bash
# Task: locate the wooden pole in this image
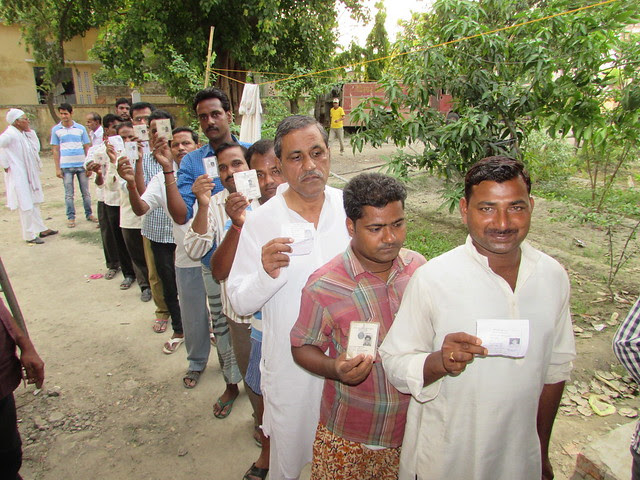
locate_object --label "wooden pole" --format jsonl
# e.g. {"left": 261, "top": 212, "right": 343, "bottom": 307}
{"left": 0, "top": 257, "right": 28, "bottom": 336}
{"left": 204, "top": 26, "right": 216, "bottom": 88}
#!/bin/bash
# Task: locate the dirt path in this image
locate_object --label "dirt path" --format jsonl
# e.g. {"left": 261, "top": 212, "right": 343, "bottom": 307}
{"left": 1, "top": 143, "right": 637, "bottom": 479}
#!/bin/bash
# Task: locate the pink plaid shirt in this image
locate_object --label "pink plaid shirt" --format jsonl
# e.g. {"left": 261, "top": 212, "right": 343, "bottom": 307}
{"left": 291, "top": 246, "right": 426, "bottom": 446}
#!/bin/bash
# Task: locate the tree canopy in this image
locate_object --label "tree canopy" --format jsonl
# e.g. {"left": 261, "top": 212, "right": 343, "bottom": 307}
{"left": 351, "top": 0, "right": 640, "bottom": 185}
{"left": 92, "top": 0, "right": 366, "bottom": 110}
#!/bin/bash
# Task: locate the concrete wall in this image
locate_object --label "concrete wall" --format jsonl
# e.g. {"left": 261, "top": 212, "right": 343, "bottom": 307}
{"left": 0, "top": 104, "right": 191, "bottom": 149}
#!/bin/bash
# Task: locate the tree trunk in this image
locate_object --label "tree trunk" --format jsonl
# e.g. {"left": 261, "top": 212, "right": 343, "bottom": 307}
{"left": 289, "top": 97, "right": 299, "bottom": 114}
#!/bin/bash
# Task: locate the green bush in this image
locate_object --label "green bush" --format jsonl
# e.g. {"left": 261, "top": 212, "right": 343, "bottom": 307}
{"left": 523, "top": 130, "right": 577, "bottom": 183}
{"left": 261, "top": 97, "right": 291, "bottom": 140}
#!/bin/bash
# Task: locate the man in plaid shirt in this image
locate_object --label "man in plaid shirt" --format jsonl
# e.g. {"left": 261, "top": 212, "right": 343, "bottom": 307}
{"left": 614, "top": 296, "right": 640, "bottom": 480}
{"left": 291, "top": 173, "right": 426, "bottom": 480}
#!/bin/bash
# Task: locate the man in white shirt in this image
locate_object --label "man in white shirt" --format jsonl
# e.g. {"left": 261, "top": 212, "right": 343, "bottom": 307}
{"left": 0, "top": 109, "right": 57, "bottom": 244}
{"left": 227, "top": 115, "right": 350, "bottom": 480}
{"left": 380, "top": 156, "right": 576, "bottom": 480}
{"left": 85, "top": 112, "right": 104, "bottom": 147}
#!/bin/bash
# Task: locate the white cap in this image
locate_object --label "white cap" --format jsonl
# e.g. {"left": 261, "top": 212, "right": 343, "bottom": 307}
{"left": 6, "top": 108, "right": 26, "bottom": 125}
{"left": 332, "top": 98, "right": 339, "bottom": 103}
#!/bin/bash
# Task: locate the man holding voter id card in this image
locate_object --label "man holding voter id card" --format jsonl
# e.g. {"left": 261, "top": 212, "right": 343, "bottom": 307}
{"left": 290, "top": 173, "right": 426, "bottom": 480}
{"left": 380, "top": 156, "right": 576, "bottom": 480}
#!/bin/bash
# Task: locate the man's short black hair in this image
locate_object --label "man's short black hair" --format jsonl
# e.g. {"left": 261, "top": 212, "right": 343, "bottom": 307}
{"left": 343, "top": 173, "right": 407, "bottom": 222}
{"left": 464, "top": 156, "right": 531, "bottom": 201}
{"left": 171, "top": 127, "right": 199, "bottom": 145}
{"left": 131, "top": 102, "right": 156, "bottom": 114}
{"left": 88, "top": 112, "right": 101, "bottom": 123}
{"left": 192, "top": 87, "right": 231, "bottom": 113}
{"left": 102, "top": 113, "right": 119, "bottom": 129}
{"left": 115, "top": 121, "right": 133, "bottom": 134}
{"left": 58, "top": 103, "right": 73, "bottom": 113}
{"left": 246, "top": 139, "right": 274, "bottom": 167}
{"left": 148, "top": 109, "right": 174, "bottom": 129}
{"left": 115, "top": 98, "right": 131, "bottom": 108}
{"left": 273, "top": 115, "right": 328, "bottom": 159}
{"left": 215, "top": 142, "right": 248, "bottom": 158}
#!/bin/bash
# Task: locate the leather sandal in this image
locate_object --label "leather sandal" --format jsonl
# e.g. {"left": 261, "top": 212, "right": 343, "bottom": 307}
{"left": 243, "top": 463, "right": 269, "bottom": 480}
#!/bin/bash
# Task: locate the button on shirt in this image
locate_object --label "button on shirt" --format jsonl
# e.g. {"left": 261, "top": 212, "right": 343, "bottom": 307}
{"left": 141, "top": 152, "right": 174, "bottom": 244}
{"left": 291, "top": 246, "right": 426, "bottom": 447}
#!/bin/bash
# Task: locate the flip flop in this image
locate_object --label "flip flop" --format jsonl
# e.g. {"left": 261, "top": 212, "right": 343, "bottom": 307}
{"left": 162, "top": 337, "right": 184, "bottom": 354}
{"left": 183, "top": 370, "right": 203, "bottom": 389}
{"left": 243, "top": 463, "right": 269, "bottom": 480}
{"left": 213, "top": 396, "right": 237, "bottom": 419}
{"left": 153, "top": 318, "right": 169, "bottom": 333}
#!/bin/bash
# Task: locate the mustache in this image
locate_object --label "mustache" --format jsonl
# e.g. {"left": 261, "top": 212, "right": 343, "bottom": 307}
{"left": 300, "top": 171, "right": 323, "bottom": 181}
{"left": 206, "top": 126, "right": 218, "bottom": 132}
{"left": 486, "top": 229, "right": 518, "bottom": 235}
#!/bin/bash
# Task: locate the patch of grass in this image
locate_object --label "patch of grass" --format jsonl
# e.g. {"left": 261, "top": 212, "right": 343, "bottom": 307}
{"left": 62, "top": 229, "right": 102, "bottom": 246}
{"left": 405, "top": 218, "right": 461, "bottom": 260}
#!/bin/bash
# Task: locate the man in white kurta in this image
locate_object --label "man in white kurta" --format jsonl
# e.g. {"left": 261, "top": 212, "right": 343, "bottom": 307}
{"left": 0, "top": 109, "right": 56, "bottom": 243}
{"left": 227, "top": 116, "right": 350, "bottom": 480}
{"left": 380, "top": 156, "right": 576, "bottom": 480}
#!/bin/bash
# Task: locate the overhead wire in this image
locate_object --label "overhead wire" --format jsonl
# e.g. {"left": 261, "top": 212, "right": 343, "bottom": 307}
{"left": 207, "top": 0, "right": 619, "bottom": 87}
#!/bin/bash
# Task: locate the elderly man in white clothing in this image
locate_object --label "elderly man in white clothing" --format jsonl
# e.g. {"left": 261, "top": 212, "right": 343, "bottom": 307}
{"left": 380, "top": 156, "right": 576, "bottom": 480}
{"left": 227, "top": 115, "right": 350, "bottom": 480}
{"left": 0, "top": 109, "right": 57, "bottom": 244}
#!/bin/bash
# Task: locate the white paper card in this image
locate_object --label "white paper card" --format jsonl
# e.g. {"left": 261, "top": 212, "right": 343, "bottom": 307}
{"left": 107, "top": 135, "right": 125, "bottom": 155}
{"left": 234, "top": 169, "right": 261, "bottom": 200}
{"left": 281, "top": 222, "right": 314, "bottom": 256}
{"left": 133, "top": 124, "right": 149, "bottom": 141}
{"left": 346, "top": 322, "right": 380, "bottom": 359}
{"left": 476, "top": 319, "right": 529, "bottom": 358}
{"left": 93, "top": 149, "right": 109, "bottom": 167}
{"left": 124, "top": 142, "right": 138, "bottom": 161}
{"left": 202, "top": 156, "right": 218, "bottom": 178}
{"left": 155, "top": 119, "right": 173, "bottom": 140}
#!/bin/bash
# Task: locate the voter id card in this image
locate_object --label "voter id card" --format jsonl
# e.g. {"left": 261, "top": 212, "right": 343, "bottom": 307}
{"left": 281, "top": 222, "right": 314, "bottom": 256}
{"left": 124, "top": 142, "right": 138, "bottom": 161}
{"left": 234, "top": 169, "right": 261, "bottom": 200}
{"left": 133, "top": 124, "right": 149, "bottom": 141}
{"left": 346, "top": 321, "right": 380, "bottom": 359}
{"left": 202, "top": 156, "right": 218, "bottom": 178}
{"left": 107, "top": 135, "right": 125, "bottom": 155}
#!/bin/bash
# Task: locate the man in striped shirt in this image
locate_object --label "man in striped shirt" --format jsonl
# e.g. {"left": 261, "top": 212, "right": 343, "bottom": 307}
{"left": 291, "top": 173, "right": 426, "bottom": 480}
{"left": 51, "top": 103, "right": 95, "bottom": 228}
{"left": 613, "top": 296, "right": 640, "bottom": 480}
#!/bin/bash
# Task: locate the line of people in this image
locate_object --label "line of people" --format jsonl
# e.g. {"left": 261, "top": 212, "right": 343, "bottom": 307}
{"left": 1, "top": 86, "right": 577, "bottom": 480}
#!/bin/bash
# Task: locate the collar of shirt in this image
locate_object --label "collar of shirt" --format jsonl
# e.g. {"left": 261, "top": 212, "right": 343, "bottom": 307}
{"left": 344, "top": 244, "right": 413, "bottom": 283}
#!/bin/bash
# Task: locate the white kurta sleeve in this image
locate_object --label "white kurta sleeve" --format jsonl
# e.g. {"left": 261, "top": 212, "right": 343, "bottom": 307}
{"left": 183, "top": 206, "right": 215, "bottom": 261}
{"left": 105, "top": 162, "right": 120, "bottom": 192}
{"left": 544, "top": 274, "right": 576, "bottom": 384}
{"left": 380, "top": 269, "right": 444, "bottom": 403}
{"left": 227, "top": 214, "right": 288, "bottom": 316}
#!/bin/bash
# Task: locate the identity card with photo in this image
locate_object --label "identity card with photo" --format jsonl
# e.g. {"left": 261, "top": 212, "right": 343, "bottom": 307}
{"left": 476, "top": 319, "right": 529, "bottom": 358}
{"left": 346, "top": 321, "right": 380, "bottom": 360}
{"left": 281, "top": 222, "right": 314, "bottom": 256}
{"left": 233, "top": 169, "right": 261, "bottom": 200}
{"left": 155, "top": 119, "right": 173, "bottom": 140}
{"left": 202, "top": 156, "right": 218, "bottom": 178}
{"left": 133, "top": 124, "right": 149, "bottom": 141}
{"left": 107, "top": 135, "right": 125, "bottom": 155}
{"left": 124, "top": 142, "right": 139, "bottom": 161}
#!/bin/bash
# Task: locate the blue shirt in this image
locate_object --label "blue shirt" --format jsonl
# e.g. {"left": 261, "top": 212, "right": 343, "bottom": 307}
{"left": 50, "top": 121, "right": 90, "bottom": 168}
{"left": 177, "top": 136, "right": 251, "bottom": 266}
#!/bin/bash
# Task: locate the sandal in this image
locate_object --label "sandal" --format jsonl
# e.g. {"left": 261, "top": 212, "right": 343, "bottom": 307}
{"left": 153, "top": 318, "right": 169, "bottom": 333}
{"left": 183, "top": 369, "right": 203, "bottom": 389}
{"left": 162, "top": 336, "right": 184, "bottom": 354}
{"left": 120, "top": 276, "right": 134, "bottom": 290}
{"left": 105, "top": 268, "right": 119, "bottom": 280}
{"left": 213, "top": 395, "right": 237, "bottom": 419}
{"left": 67, "top": 219, "right": 76, "bottom": 228}
{"left": 243, "top": 463, "right": 269, "bottom": 480}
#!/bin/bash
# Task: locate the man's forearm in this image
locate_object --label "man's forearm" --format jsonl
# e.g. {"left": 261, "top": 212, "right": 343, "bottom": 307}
{"left": 126, "top": 182, "right": 150, "bottom": 216}
{"left": 52, "top": 147, "right": 60, "bottom": 169}
{"left": 210, "top": 228, "right": 240, "bottom": 281}
{"left": 537, "top": 381, "right": 565, "bottom": 458}
{"left": 134, "top": 159, "right": 146, "bottom": 194}
{"left": 191, "top": 201, "right": 209, "bottom": 234}
{"left": 291, "top": 345, "right": 338, "bottom": 380}
{"left": 166, "top": 180, "right": 188, "bottom": 224}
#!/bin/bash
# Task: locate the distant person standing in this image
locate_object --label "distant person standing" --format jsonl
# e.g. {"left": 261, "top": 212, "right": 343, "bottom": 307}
{"left": 115, "top": 98, "right": 132, "bottom": 121}
{"left": 85, "top": 112, "right": 103, "bottom": 147}
{"left": 50, "top": 103, "right": 96, "bottom": 228}
{"left": 0, "top": 109, "right": 57, "bottom": 244}
{"left": 329, "top": 98, "right": 345, "bottom": 154}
